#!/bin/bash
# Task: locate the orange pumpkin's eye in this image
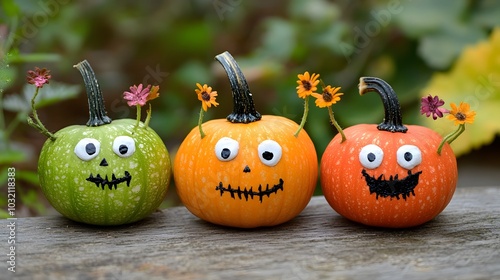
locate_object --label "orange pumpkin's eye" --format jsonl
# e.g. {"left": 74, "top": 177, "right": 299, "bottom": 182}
{"left": 215, "top": 137, "right": 239, "bottom": 161}
{"left": 112, "top": 136, "right": 136, "bottom": 158}
{"left": 74, "top": 138, "right": 101, "bottom": 161}
{"left": 396, "top": 145, "right": 422, "bottom": 170}
{"left": 258, "top": 140, "right": 282, "bottom": 167}
{"left": 359, "top": 144, "right": 384, "bottom": 169}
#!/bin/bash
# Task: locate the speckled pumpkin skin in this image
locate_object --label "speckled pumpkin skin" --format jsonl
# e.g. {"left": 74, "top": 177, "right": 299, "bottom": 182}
{"left": 38, "top": 119, "right": 171, "bottom": 225}
{"left": 174, "top": 116, "right": 318, "bottom": 228}
{"left": 321, "top": 124, "right": 457, "bottom": 228}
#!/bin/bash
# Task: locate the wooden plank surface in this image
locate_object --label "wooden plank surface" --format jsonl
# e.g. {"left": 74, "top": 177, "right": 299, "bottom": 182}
{"left": 7, "top": 186, "right": 500, "bottom": 279}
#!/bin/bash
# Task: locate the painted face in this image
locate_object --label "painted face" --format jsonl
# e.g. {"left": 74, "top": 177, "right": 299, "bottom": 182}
{"left": 359, "top": 144, "right": 422, "bottom": 200}
{"left": 321, "top": 124, "right": 458, "bottom": 228}
{"left": 38, "top": 119, "right": 171, "bottom": 225}
{"left": 213, "top": 137, "right": 284, "bottom": 202}
{"left": 174, "top": 117, "right": 318, "bottom": 228}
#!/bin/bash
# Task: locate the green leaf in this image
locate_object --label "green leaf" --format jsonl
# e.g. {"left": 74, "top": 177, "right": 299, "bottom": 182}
{"left": 395, "top": 0, "right": 468, "bottom": 37}
{"left": 7, "top": 53, "right": 62, "bottom": 63}
{"left": 255, "top": 18, "right": 296, "bottom": 61}
{"left": 3, "top": 82, "right": 80, "bottom": 112}
{"left": 15, "top": 170, "right": 39, "bottom": 185}
{"left": 418, "top": 24, "right": 486, "bottom": 69}
{"left": 470, "top": 0, "right": 500, "bottom": 28}
{"left": 0, "top": 0, "right": 20, "bottom": 18}
{"left": 0, "top": 149, "right": 26, "bottom": 164}
{"left": 0, "top": 63, "right": 16, "bottom": 92}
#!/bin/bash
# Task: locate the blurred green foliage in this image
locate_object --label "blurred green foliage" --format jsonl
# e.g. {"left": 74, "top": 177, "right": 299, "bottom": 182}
{"left": 1, "top": 0, "right": 499, "bottom": 217}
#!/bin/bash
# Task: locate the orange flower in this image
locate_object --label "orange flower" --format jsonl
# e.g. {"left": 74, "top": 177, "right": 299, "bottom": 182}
{"left": 312, "top": 86, "right": 343, "bottom": 108}
{"left": 147, "top": 85, "right": 160, "bottom": 102}
{"left": 296, "top": 71, "right": 320, "bottom": 99}
{"left": 196, "top": 83, "right": 219, "bottom": 112}
{"left": 446, "top": 102, "right": 476, "bottom": 125}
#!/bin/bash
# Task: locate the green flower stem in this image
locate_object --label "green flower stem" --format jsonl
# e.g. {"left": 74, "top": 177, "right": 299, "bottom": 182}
{"left": 28, "top": 87, "right": 56, "bottom": 141}
{"left": 144, "top": 103, "right": 152, "bottom": 129}
{"left": 328, "top": 106, "right": 346, "bottom": 143}
{"left": 134, "top": 104, "right": 141, "bottom": 129}
{"left": 198, "top": 107, "right": 206, "bottom": 139}
{"left": 294, "top": 95, "right": 309, "bottom": 137}
{"left": 437, "top": 124, "right": 465, "bottom": 155}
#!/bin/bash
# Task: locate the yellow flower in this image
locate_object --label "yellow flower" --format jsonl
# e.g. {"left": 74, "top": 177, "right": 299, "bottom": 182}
{"left": 311, "top": 86, "right": 343, "bottom": 108}
{"left": 195, "top": 83, "right": 219, "bottom": 112}
{"left": 446, "top": 102, "right": 476, "bottom": 125}
{"left": 296, "top": 71, "right": 320, "bottom": 99}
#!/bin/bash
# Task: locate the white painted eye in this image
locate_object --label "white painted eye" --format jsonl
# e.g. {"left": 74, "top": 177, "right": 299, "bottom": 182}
{"left": 359, "top": 144, "right": 384, "bottom": 169}
{"left": 215, "top": 137, "right": 239, "bottom": 161}
{"left": 258, "top": 140, "right": 282, "bottom": 167}
{"left": 113, "top": 136, "right": 136, "bottom": 158}
{"left": 397, "top": 145, "right": 422, "bottom": 170}
{"left": 74, "top": 138, "right": 101, "bottom": 161}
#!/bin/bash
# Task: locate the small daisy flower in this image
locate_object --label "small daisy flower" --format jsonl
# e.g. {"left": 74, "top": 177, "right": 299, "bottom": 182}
{"left": 420, "top": 95, "right": 449, "bottom": 120}
{"left": 123, "top": 84, "right": 151, "bottom": 107}
{"left": 296, "top": 71, "right": 320, "bottom": 99}
{"left": 196, "top": 83, "right": 219, "bottom": 112}
{"left": 312, "top": 86, "right": 343, "bottom": 108}
{"left": 446, "top": 102, "right": 476, "bottom": 125}
{"left": 26, "top": 67, "right": 51, "bottom": 88}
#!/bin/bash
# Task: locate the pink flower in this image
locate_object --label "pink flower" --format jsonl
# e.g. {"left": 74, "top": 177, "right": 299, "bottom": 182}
{"left": 26, "top": 67, "right": 51, "bottom": 88}
{"left": 123, "top": 84, "right": 151, "bottom": 107}
{"left": 420, "top": 94, "right": 449, "bottom": 120}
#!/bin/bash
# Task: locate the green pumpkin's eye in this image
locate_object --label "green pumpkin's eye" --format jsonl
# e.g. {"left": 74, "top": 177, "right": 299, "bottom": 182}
{"left": 74, "top": 138, "right": 101, "bottom": 161}
{"left": 113, "top": 136, "right": 136, "bottom": 158}
{"left": 258, "top": 140, "right": 282, "bottom": 167}
{"left": 215, "top": 137, "right": 239, "bottom": 161}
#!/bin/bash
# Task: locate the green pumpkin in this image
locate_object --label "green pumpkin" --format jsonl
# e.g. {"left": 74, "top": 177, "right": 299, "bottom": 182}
{"left": 35, "top": 61, "right": 171, "bottom": 225}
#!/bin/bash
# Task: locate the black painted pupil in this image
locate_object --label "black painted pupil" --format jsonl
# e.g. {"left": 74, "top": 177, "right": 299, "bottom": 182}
{"left": 367, "top": 153, "right": 376, "bottom": 162}
{"left": 221, "top": 148, "right": 231, "bottom": 159}
{"left": 119, "top": 144, "right": 128, "bottom": 155}
{"left": 262, "top": 151, "right": 273, "bottom": 161}
{"left": 404, "top": 152, "right": 413, "bottom": 162}
{"left": 86, "top": 143, "right": 96, "bottom": 155}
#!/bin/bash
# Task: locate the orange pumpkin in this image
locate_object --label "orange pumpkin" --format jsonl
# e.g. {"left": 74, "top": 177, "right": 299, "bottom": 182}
{"left": 321, "top": 77, "right": 457, "bottom": 228}
{"left": 174, "top": 52, "right": 318, "bottom": 228}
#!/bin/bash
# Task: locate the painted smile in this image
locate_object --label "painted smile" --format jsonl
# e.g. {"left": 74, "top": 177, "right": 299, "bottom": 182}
{"left": 215, "top": 179, "right": 284, "bottom": 203}
{"left": 361, "top": 169, "right": 422, "bottom": 200}
{"left": 86, "top": 171, "right": 132, "bottom": 190}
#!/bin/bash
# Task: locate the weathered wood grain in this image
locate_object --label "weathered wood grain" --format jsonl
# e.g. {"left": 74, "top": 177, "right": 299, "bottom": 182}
{"left": 7, "top": 186, "right": 500, "bottom": 279}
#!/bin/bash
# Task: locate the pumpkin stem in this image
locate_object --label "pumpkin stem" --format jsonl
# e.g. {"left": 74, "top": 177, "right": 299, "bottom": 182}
{"left": 74, "top": 60, "right": 112, "bottom": 127}
{"left": 359, "top": 77, "right": 407, "bottom": 133}
{"left": 215, "top": 51, "right": 262, "bottom": 123}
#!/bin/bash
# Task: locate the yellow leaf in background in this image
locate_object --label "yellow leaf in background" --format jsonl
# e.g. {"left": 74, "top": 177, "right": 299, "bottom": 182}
{"left": 420, "top": 28, "right": 500, "bottom": 157}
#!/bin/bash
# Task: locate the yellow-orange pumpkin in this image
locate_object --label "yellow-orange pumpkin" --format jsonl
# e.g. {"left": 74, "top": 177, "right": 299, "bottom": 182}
{"left": 321, "top": 77, "right": 457, "bottom": 228}
{"left": 174, "top": 52, "right": 318, "bottom": 228}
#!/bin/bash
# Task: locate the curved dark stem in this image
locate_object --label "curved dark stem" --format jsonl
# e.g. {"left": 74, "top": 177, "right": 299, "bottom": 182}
{"left": 74, "top": 60, "right": 112, "bottom": 127}
{"left": 358, "top": 77, "right": 407, "bottom": 133}
{"left": 215, "top": 51, "right": 261, "bottom": 123}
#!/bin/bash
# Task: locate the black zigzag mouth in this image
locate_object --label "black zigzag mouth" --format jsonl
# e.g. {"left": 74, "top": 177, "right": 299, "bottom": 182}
{"left": 215, "top": 179, "right": 284, "bottom": 203}
{"left": 86, "top": 171, "right": 132, "bottom": 190}
{"left": 361, "top": 169, "right": 422, "bottom": 200}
